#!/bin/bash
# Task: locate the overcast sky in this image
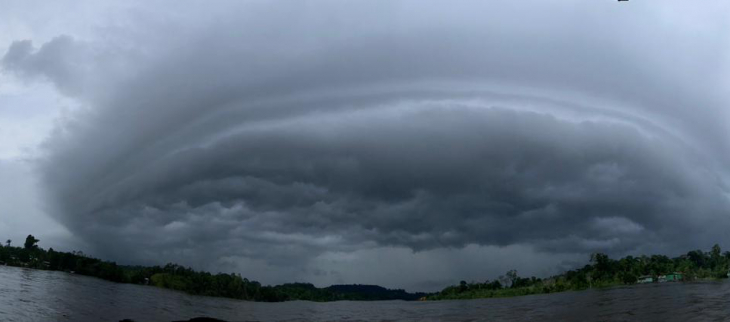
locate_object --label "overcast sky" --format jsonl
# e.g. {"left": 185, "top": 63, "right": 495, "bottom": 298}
{"left": 1, "top": 0, "right": 729, "bottom": 292}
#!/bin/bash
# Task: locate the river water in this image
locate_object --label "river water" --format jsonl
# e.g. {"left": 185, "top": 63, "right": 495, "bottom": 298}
{"left": 1, "top": 265, "right": 729, "bottom": 322}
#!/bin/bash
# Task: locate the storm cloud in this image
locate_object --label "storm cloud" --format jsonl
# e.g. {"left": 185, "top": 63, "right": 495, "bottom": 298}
{"left": 3, "top": 0, "right": 730, "bottom": 290}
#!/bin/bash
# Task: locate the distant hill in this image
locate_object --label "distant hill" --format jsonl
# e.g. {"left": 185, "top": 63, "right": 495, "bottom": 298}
{"left": 325, "top": 284, "right": 427, "bottom": 301}
{"left": 270, "top": 283, "right": 427, "bottom": 301}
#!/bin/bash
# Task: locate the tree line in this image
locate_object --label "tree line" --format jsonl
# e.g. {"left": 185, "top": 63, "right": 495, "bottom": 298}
{"left": 429, "top": 244, "right": 730, "bottom": 300}
{"left": 0, "top": 235, "right": 425, "bottom": 302}
{"left": 4, "top": 235, "right": 730, "bottom": 302}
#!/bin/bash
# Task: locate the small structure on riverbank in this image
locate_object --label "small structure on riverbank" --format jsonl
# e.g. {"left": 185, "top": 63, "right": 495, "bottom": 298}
{"left": 664, "top": 273, "right": 683, "bottom": 282}
{"left": 638, "top": 275, "right": 654, "bottom": 284}
{"left": 641, "top": 273, "right": 683, "bottom": 283}
{"left": 657, "top": 273, "right": 683, "bottom": 282}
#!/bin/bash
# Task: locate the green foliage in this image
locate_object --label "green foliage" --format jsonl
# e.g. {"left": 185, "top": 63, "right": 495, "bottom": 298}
{"left": 0, "top": 234, "right": 425, "bottom": 302}
{"left": 429, "top": 245, "right": 730, "bottom": 300}
{"left": 141, "top": 264, "right": 280, "bottom": 301}
{"left": 5, "top": 234, "right": 730, "bottom": 303}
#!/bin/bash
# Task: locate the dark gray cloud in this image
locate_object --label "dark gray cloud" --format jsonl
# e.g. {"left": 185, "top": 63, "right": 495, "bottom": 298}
{"left": 2, "top": 36, "right": 93, "bottom": 97}
{"left": 3, "top": 0, "right": 729, "bottom": 290}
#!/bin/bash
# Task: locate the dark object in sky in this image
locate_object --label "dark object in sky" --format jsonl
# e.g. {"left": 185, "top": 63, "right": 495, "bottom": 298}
{"left": 618, "top": 0, "right": 628, "bottom": 2}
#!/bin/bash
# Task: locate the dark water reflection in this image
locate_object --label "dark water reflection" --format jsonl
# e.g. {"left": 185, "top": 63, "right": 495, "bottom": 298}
{"left": 2, "top": 265, "right": 730, "bottom": 321}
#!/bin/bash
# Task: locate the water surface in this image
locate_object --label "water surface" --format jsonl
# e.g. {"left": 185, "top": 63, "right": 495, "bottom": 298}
{"left": 1, "top": 265, "right": 729, "bottom": 321}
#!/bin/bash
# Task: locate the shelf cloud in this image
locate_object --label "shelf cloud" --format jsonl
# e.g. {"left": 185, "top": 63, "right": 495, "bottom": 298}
{"left": 3, "top": 0, "right": 729, "bottom": 290}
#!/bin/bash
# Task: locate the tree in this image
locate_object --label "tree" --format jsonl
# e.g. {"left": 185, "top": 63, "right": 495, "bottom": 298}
{"left": 498, "top": 274, "right": 510, "bottom": 288}
{"left": 24, "top": 235, "right": 39, "bottom": 250}
{"left": 505, "top": 270, "right": 518, "bottom": 288}
{"left": 712, "top": 244, "right": 721, "bottom": 257}
{"left": 687, "top": 250, "right": 706, "bottom": 268}
{"left": 5, "top": 239, "right": 9, "bottom": 247}
{"left": 459, "top": 280, "right": 468, "bottom": 292}
{"left": 591, "top": 253, "right": 612, "bottom": 279}
{"left": 711, "top": 244, "right": 722, "bottom": 268}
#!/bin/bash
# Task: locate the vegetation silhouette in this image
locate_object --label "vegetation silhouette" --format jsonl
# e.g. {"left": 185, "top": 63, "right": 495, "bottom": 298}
{"left": 0, "top": 235, "right": 424, "bottom": 302}
{"left": 1, "top": 234, "right": 729, "bottom": 302}
{"left": 429, "top": 244, "right": 730, "bottom": 300}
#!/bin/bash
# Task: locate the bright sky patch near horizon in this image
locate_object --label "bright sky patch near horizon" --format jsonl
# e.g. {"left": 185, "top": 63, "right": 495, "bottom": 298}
{"left": 0, "top": 0, "right": 729, "bottom": 292}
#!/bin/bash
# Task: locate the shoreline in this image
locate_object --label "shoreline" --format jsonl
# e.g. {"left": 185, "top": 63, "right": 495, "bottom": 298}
{"left": 4, "top": 241, "right": 730, "bottom": 304}
{"left": 0, "top": 264, "right": 428, "bottom": 303}
{"left": 6, "top": 264, "right": 725, "bottom": 305}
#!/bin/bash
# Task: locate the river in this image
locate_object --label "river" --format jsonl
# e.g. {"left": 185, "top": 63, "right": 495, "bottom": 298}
{"left": 1, "top": 265, "right": 729, "bottom": 322}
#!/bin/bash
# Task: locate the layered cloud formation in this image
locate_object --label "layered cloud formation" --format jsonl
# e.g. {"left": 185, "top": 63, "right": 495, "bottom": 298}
{"left": 2, "top": 0, "right": 729, "bottom": 290}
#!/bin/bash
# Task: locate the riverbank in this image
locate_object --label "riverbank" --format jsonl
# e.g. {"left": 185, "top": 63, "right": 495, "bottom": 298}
{"left": 427, "top": 246, "right": 730, "bottom": 301}
{"left": 3, "top": 235, "right": 730, "bottom": 304}
{"left": 0, "top": 236, "right": 428, "bottom": 302}
{"left": 5, "top": 265, "right": 730, "bottom": 322}
{"left": 425, "top": 278, "right": 724, "bottom": 301}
